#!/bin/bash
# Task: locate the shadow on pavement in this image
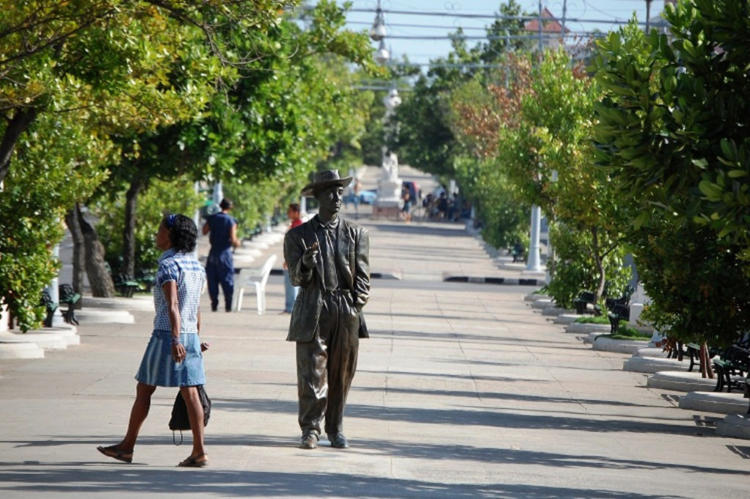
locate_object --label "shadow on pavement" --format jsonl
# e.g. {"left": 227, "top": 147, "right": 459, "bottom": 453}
{"left": 0, "top": 465, "right": 682, "bottom": 498}
{"left": 208, "top": 398, "right": 704, "bottom": 437}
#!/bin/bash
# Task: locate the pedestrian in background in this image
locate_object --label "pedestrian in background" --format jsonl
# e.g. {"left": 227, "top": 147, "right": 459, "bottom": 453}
{"left": 352, "top": 177, "right": 362, "bottom": 218}
{"left": 401, "top": 187, "right": 412, "bottom": 223}
{"left": 283, "top": 203, "right": 303, "bottom": 313}
{"left": 97, "top": 213, "right": 209, "bottom": 467}
{"left": 202, "top": 198, "right": 240, "bottom": 312}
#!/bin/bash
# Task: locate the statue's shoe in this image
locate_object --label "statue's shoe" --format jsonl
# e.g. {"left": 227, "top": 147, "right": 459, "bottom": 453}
{"left": 300, "top": 432, "right": 318, "bottom": 449}
{"left": 328, "top": 433, "right": 349, "bottom": 449}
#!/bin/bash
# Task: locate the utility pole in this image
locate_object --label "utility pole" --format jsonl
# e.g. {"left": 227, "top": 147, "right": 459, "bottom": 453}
{"left": 645, "top": 0, "right": 653, "bottom": 32}
{"left": 538, "top": 1, "right": 543, "bottom": 53}
{"left": 561, "top": 0, "right": 567, "bottom": 45}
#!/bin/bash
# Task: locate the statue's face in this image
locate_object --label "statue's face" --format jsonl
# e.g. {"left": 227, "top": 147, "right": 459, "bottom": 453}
{"left": 316, "top": 185, "right": 344, "bottom": 215}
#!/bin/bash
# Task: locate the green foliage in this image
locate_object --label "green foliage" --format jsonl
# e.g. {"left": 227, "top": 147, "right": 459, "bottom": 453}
{"left": 0, "top": 0, "right": 302, "bottom": 324}
{"left": 544, "top": 223, "right": 631, "bottom": 309}
{"left": 0, "top": 0, "right": 375, "bottom": 324}
{"left": 0, "top": 103, "right": 111, "bottom": 330}
{"left": 392, "top": 1, "right": 534, "bottom": 178}
{"left": 223, "top": 178, "right": 294, "bottom": 239}
{"left": 453, "top": 155, "right": 528, "bottom": 248}
{"left": 575, "top": 315, "right": 609, "bottom": 324}
{"left": 610, "top": 325, "right": 651, "bottom": 341}
{"left": 93, "top": 177, "right": 202, "bottom": 274}
{"left": 592, "top": 3, "right": 750, "bottom": 346}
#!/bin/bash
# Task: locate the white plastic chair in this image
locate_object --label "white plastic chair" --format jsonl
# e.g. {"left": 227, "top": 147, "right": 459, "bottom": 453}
{"left": 233, "top": 254, "right": 277, "bottom": 314}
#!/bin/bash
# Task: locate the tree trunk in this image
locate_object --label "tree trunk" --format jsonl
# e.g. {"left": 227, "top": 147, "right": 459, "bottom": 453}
{"left": 699, "top": 342, "right": 714, "bottom": 379}
{"left": 591, "top": 227, "right": 606, "bottom": 301}
{"left": 0, "top": 107, "right": 39, "bottom": 184}
{"left": 122, "top": 177, "right": 145, "bottom": 278}
{"left": 76, "top": 204, "right": 115, "bottom": 297}
{"left": 64, "top": 205, "right": 86, "bottom": 294}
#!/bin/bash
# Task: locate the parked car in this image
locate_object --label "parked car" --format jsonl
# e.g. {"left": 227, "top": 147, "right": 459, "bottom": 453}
{"left": 359, "top": 189, "right": 377, "bottom": 205}
{"left": 343, "top": 188, "right": 377, "bottom": 205}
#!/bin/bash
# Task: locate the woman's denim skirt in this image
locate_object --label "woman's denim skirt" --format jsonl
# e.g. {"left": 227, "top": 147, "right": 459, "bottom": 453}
{"left": 135, "top": 330, "right": 205, "bottom": 387}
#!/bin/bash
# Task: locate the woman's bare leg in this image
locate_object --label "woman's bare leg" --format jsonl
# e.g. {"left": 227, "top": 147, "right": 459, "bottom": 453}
{"left": 180, "top": 385, "right": 206, "bottom": 459}
{"left": 119, "top": 382, "right": 156, "bottom": 451}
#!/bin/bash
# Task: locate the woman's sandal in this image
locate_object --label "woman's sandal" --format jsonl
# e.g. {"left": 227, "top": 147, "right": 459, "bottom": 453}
{"left": 97, "top": 445, "right": 133, "bottom": 464}
{"left": 178, "top": 453, "right": 208, "bottom": 468}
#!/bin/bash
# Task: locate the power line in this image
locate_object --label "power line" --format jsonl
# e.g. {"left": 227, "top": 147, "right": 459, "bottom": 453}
{"left": 345, "top": 21, "right": 490, "bottom": 31}
{"left": 345, "top": 8, "right": 664, "bottom": 27}
{"left": 381, "top": 32, "right": 604, "bottom": 41}
{"left": 344, "top": 20, "right": 602, "bottom": 38}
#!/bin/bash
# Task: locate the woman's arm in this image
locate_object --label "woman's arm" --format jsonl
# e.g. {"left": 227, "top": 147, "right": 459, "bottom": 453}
{"left": 230, "top": 223, "right": 240, "bottom": 248}
{"left": 163, "top": 281, "right": 186, "bottom": 362}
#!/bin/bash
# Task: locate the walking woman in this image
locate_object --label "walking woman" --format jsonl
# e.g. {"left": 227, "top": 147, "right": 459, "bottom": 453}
{"left": 97, "top": 213, "right": 209, "bottom": 467}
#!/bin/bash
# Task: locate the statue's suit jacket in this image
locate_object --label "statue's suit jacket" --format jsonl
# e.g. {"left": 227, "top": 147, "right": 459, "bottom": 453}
{"left": 284, "top": 217, "right": 370, "bottom": 342}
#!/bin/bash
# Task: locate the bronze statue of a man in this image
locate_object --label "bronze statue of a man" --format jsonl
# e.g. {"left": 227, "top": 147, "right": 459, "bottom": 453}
{"left": 284, "top": 170, "right": 371, "bottom": 449}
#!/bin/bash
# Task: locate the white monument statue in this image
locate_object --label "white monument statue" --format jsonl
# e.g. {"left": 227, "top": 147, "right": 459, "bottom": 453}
{"left": 375, "top": 88, "right": 403, "bottom": 214}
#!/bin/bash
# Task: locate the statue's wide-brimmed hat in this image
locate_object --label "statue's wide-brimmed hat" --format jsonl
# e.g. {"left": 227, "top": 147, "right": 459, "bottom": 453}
{"left": 301, "top": 169, "right": 352, "bottom": 196}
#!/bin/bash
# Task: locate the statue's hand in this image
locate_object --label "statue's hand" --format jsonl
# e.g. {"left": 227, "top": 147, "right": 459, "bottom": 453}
{"left": 301, "top": 241, "right": 319, "bottom": 269}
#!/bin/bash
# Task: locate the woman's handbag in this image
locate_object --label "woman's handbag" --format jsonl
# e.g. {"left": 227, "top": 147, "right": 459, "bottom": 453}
{"left": 169, "top": 385, "right": 211, "bottom": 444}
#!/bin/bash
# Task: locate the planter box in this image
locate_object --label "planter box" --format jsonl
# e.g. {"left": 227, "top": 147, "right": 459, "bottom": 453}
{"left": 647, "top": 371, "right": 718, "bottom": 392}
{"left": 592, "top": 337, "right": 649, "bottom": 354}
{"left": 623, "top": 356, "right": 689, "bottom": 373}
{"left": 717, "top": 414, "right": 750, "bottom": 440}
{"left": 679, "top": 391, "right": 748, "bottom": 415}
{"left": 564, "top": 322, "right": 611, "bottom": 334}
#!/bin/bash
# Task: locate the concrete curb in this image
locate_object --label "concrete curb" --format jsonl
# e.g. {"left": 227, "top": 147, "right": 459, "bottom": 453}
{"left": 553, "top": 313, "right": 592, "bottom": 325}
{"left": 82, "top": 295, "right": 152, "bottom": 312}
{"left": 647, "top": 371, "right": 718, "bottom": 392}
{"left": 269, "top": 269, "right": 402, "bottom": 280}
{"left": 542, "top": 306, "right": 571, "bottom": 317}
{"left": 679, "top": 391, "right": 748, "bottom": 414}
{"left": 0, "top": 341, "right": 45, "bottom": 359}
{"left": 623, "top": 356, "right": 689, "bottom": 373}
{"left": 443, "top": 275, "right": 543, "bottom": 286}
{"left": 76, "top": 308, "right": 135, "bottom": 324}
{"left": 717, "top": 414, "right": 750, "bottom": 439}
{"left": 583, "top": 332, "right": 611, "bottom": 344}
{"left": 0, "top": 332, "right": 67, "bottom": 350}
{"left": 564, "top": 322, "right": 611, "bottom": 334}
{"left": 636, "top": 347, "right": 669, "bottom": 358}
{"left": 592, "top": 337, "right": 650, "bottom": 355}
{"left": 529, "top": 298, "right": 555, "bottom": 309}
{"left": 34, "top": 325, "right": 80, "bottom": 346}
{"left": 524, "top": 293, "right": 550, "bottom": 302}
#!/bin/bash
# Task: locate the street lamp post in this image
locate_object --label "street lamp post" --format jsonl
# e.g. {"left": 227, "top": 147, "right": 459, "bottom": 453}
{"left": 526, "top": 206, "right": 542, "bottom": 272}
{"left": 370, "top": 0, "right": 386, "bottom": 41}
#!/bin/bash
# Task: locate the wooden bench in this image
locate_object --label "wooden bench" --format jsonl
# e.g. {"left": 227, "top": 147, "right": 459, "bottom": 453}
{"left": 40, "top": 290, "right": 58, "bottom": 327}
{"left": 136, "top": 269, "right": 156, "bottom": 292}
{"left": 605, "top": 287, "right": 633, "bottom": 334}
{"left": 712, "top": 343, "right": 750, "bottom": 393}
{"left": 574, "top": 291, "right": 600, "bottom": 315}
{"left": 58, "top": 284, "right": 81, "bottom": 325}
{"left": 511, "top": 243, "right": 524, "bottom": 263}
{"left": 114, "top": 274, "right": 139, "bottom": 298}
{"left": 233, "top": 254, "right": 277, "bottom": 314}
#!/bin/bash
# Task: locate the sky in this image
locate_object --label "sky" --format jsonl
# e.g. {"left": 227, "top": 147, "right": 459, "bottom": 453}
{"left": 311, "top": 0, "right": 665, "bottom": 67}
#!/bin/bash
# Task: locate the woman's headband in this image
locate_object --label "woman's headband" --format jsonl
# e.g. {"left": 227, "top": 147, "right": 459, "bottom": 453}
{"left": 165, "top": 214, "right": 177, "bottom": 229}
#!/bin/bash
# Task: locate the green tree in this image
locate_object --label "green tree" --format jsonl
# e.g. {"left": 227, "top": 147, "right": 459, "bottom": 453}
{"left": 392, "top": 1, "right": 534, "bottom": 178}
{"left": 450, "top": 49, "right": 629, "bottom": 304}
{"left": 592, "top": 2, "right": 750, "bottom": 348}
{"left": 0, "top": 0, "right": 303, "bottom": 326}
{"left": 96, "top": 0, "right": 377, "bottom": 273}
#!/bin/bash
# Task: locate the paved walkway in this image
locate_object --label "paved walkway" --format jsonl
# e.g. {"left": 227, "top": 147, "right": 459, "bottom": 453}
{"left": 0, "top": 167, "right": 748, "bottom": 498}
